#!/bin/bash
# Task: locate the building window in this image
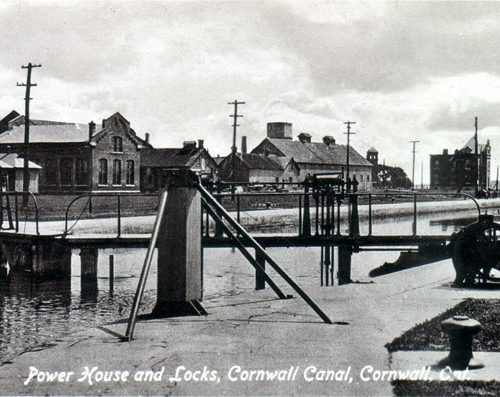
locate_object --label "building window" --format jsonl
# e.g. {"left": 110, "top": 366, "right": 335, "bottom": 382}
{"left": 112, "top": 136, "right": 123, "bottom": 153}
{"left": 98, "top": 159, "right": 108, "bottom": 184}
{"left": 113, "top": 159, "right": 122, "bottom": 185}
{"left": 75, "top": 159, "right": 88, "bottom": 185}
{"left": 126, "top": 160, "right": 135, "bottom": 185}
{"left": 60, "top": 158, "right": 73, "bottom": 186}
{"left": 45, "top": 159, "right": 58, "bottom": 185}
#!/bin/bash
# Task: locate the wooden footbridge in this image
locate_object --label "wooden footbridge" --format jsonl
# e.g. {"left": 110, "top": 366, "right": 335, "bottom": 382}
{"left": 0, "top": 171, "right": 498, "bottom": 338}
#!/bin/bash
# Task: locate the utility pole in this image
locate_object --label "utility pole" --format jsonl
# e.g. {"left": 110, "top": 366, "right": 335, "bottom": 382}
{"left": 420, "top": 160, "right": 423, "bottom": 190}
{"left": 343, "top": 121, "right": 356, "bottom": 181}
{"left": 410, "top": 140, "right": 419, "bottom": 190}
{"left": 17, "top": 62, "right": 41, "bottom": 201}
{"left": 474, "top": 116, "right": 479, "bottom": 196}
{"left": 228, "top": 100, "right": 245, "bottom": 188}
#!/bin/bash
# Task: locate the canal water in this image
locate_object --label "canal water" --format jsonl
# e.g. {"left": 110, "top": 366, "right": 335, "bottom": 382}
{"left": 0, "top": 210, "right": 494, "bottom": 363}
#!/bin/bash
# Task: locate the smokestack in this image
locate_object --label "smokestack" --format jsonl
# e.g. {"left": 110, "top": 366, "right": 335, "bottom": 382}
{"left": 145, "top": 132, "right": 150, "bottom": 144}
{"left": 198, "top": 139, "right": 204, "bottom": 149}
{"left": 88, "top": 121, "right": 96, "bottom": 142}
{"left": 241, "top": 136, "right": 247, "bottom": 154}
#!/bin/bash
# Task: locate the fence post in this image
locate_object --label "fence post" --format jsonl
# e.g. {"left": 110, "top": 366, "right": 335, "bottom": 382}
{"left": 412, "top": 193, "right": 417, "bottom": 236}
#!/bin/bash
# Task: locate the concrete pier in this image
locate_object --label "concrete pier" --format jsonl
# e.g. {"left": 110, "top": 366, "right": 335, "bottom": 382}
{"left": 153, "top": 171, "right": 203, "bottom": 316}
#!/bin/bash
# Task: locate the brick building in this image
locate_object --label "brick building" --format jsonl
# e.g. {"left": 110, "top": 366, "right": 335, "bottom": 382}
{"left": 0, "top": 111, "right": 151, "bottom": 193}
{"left": 430, "top": 137, "right": 491, "bottom": 191}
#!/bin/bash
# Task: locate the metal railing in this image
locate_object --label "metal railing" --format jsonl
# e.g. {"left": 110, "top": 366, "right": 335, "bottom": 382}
{"left": 0, "top": 191, "right": 40, "bottom": 235}
{"left": 203, "top": 190, "right": 483, "bottom": 239}
{"left": 63, "top": 192, "right": 159, "bottom": 237}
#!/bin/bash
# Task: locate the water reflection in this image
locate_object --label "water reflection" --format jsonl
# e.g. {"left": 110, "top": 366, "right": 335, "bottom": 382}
{"left": 0, "top": 211, "right": 497, "bottom": 362}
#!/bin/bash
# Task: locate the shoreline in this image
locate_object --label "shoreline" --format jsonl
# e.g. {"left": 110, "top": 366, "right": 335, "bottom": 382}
{"left": 52, "top": 197, "right": 500, "bottom": 236}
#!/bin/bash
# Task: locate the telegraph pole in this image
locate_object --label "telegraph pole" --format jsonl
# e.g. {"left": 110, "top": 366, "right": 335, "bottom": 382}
{"left": 228, "top": 100, "right": 245, "bottom": 189}
{"left": 343, "top": 121, "right": 356, "bottom": 181}
{"left": 421, "top": 161, "right": 424, "bottom": 190}
{"left": 17, "top": 62, "right": 41, "bottom": 200}
{"left": 410, "top": 140, "right": 419, "bottom": 190}
{"left": 474, "top": 116, "right": 479, "bottom": 196}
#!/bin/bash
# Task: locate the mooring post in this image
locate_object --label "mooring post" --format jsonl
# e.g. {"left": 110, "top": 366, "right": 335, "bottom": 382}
{"left": 338, "top": 245, "right": 352, "bottom": 285}
{"left": 153, "top": 170, "right": 205, "bottom": 317}
{"left": 301, "top": 183, "right": 311, "bottom": 236}
{"left": 109, "top": 254, "right": 114, "bottom": 293}
{"left": 255, "top": 248, "right": 266, "bottom": 290}
{"left": 349, "top": 194, "right": 360, "bottom": 237}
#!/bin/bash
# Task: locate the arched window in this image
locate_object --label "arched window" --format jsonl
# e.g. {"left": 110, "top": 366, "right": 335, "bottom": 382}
{"left": 126, "top": 160, "right": 135, "bottom": 185}
{"left": 113, "top": 160, "right": 122, "bottom": 185}
{"left": 112, "top": 136, "right": 123, "bottom": 153}
{"left": 98, "top": 159, "right": 108, "bottom": 184}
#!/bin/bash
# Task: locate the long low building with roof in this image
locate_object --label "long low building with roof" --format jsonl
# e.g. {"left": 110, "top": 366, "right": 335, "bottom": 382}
{"left": 250, "top": 122, "right": 373, "bottom": 190}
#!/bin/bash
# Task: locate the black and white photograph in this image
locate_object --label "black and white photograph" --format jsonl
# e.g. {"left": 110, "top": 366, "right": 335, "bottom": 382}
{"left": 0, "top": 1, "right": 500, "bottom": 396}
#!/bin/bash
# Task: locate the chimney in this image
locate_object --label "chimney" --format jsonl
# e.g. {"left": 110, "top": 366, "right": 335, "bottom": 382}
{"left": 267, "top": 122, "right": 292, "bottom": 139}
{"left": 198, "top": 139, "right": 204, "bottom": 149}
{"left": 323, "top": 135, "right": 335, "bottom": 146}
{"left": 443, "top": 149, "right": 448, "bottom": 155}
{"left": 183, "top": 141, "right": 197, "bottom": 150}
{"left": 241, "top": 136, "right": 247, "bottom": 154}
{"left": 102, "top": 119, "right": 106, "bottom": 128}
{"left": 145, "top": 132, "right": 150, "bottom": 144}
{"left": 88, "top": 121, "right": 96, "bottom": 141}
{"left": 298, "top": 132, "right": 311, "bottom": 144}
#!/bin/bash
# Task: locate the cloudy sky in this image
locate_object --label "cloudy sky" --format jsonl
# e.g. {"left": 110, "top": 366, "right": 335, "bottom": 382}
{"left": 1, "top": 0, "right": 500, "bottom": 184}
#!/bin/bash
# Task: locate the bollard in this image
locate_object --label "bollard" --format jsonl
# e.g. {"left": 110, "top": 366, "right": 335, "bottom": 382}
{"left": 438, "top": 315, "right": 483, "bottom": 370}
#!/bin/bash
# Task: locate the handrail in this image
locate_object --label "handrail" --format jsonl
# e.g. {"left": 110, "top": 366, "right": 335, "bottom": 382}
{"left": 1, "top": 191, "right": 40, "bottom": 235}
{"left": 198, "top": 182, "right": 333, "bottom": 324}
{"left": 63, "top": 192, "right": 159, "bottom": 237}
{"left": 126, "top": 191, "right": 169, "bottom": 341}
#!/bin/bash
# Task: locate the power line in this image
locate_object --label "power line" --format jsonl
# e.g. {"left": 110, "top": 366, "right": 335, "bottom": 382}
{"left": 228, "top": 100, "right": 245, "bottom": 188}
{"left": 17, "top": 62, "right": 42, "bottom": 201}
{"left": 343, "top": 121, "right": 356, "bottom": 182}
{"left": 410, "top": 140, "right": 419, "bottom": 190}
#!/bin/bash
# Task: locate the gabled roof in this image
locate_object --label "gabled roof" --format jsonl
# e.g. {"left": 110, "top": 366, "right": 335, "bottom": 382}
{"left": 140, "top": 147, "right": 206, "bottom": 168}
{"left": 462, "top": 136, "right": 489, "bottom": 153}
{"left": 0, "top": 122, "right": 91, "bottom": 143}
{"left": 259, "top": 138, "right": 372, "bottom": 167}
{"left": 0, "top": 111, "right": 150, "bottom": 147}
{"left": 0, "top": 153, "right": 41, "bottom": 169}
{"left": 239, "top": 154, "right": 282, "bottom": 170}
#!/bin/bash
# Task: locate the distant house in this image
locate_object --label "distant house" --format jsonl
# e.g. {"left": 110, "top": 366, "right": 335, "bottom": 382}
{"left": 430, "top": 137, "right": 491, "bottom": 190}
{"left": 140, "top": 140, "right": 216, "bottom": 192}
{"left": 251, "top": 122, "right": 373, "bottom": 190}
{"left": 366, "top": 148, "right": 412, "bottom": 189}
{"left": 0, "top": 153, "right": 41, "bottom": 193}
{"left": 0, "top": 111, "right": 151, "bottom": 193}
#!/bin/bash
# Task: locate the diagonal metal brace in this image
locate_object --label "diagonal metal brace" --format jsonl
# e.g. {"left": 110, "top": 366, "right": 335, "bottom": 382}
{"left": 202, "top": 200, "right": 288, "bottom": 299}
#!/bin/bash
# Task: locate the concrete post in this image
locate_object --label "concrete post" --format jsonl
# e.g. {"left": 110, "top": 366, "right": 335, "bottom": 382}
{"left": 80, "top": 247, "right": 98, "bottom": 282}
{"left": 153, "top": 170, "right": 204, "bottom": 317}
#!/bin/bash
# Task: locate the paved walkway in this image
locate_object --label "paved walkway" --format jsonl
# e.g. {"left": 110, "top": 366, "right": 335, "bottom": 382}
{"left": 0, "top": 257, "right": 497, "bottom": 396}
